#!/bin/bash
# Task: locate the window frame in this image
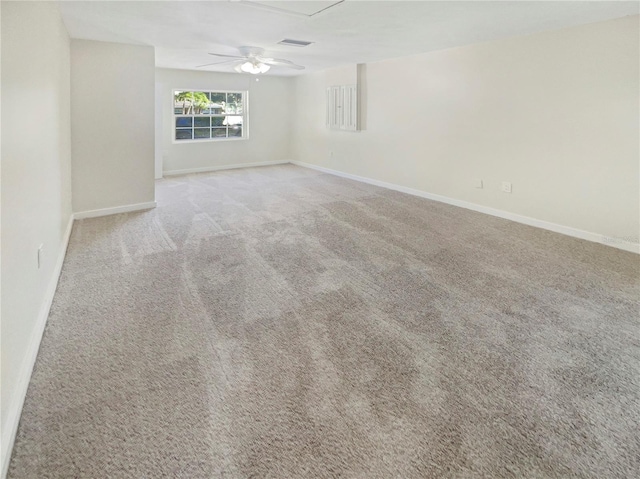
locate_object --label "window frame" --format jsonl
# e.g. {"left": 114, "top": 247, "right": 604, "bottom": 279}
{"left": 172, "top": 88, "right": 249, "bottom": 144}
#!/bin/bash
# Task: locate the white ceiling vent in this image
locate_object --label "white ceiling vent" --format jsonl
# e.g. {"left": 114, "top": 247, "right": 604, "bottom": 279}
{"left": 278, "top": 39, "right": 314, "bottom": 47}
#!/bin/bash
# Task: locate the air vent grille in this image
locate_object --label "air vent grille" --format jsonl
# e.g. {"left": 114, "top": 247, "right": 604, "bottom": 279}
{"left": 278, "top": 39, "right": 314, "bottom": 47}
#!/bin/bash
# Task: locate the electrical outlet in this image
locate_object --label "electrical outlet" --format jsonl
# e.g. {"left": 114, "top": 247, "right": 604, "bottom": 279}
{"left": 501, "top": 181, "right": 512, "bottom": 193}
{"left": 473, "top": 179, "right": 483, "bottom": 189}
{"left": 37, "top": 244, "right": 44, "bottom": 269}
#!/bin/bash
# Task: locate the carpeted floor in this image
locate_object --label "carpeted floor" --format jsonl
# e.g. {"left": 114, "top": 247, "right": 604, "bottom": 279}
{"left": 8, "top": 164, "right": 640, "bottom": 478}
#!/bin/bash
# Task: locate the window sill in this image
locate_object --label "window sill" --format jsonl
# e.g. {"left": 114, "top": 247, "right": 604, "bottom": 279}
{"left": 172, "top": 137, "right": 248, "bottom": 145}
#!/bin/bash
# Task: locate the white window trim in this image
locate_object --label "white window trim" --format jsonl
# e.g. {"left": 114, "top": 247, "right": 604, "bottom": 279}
{"left": 172, "top": 88, "right": 249, "bottom": 144}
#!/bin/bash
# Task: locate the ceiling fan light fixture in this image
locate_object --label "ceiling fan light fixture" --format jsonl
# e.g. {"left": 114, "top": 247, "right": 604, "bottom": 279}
{"left": 239, "top": 61, "right": 270, "bottom": 74}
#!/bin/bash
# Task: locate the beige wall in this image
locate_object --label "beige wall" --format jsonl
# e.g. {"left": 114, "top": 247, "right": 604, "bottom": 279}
{"left": 1, "top": 0, "right": 72, "bottom": 471}
{"left": 292, "top": 16, "right": 640, "bottom": 249}
{"left": 156, "top": 68, "right": 294, "bottom": 174}
{"left": 71, "top": 40, "right": 155, "bottom": 213}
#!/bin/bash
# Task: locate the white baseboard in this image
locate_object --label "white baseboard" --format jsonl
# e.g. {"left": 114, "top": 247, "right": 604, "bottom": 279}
{"left": 73, "top": 201, "right": 157, "bottom": 220}
{"left": 163, "top": 160, "right": 289, "bottom": 177}
{"left": 1, "top": 216, "right": 74, "bottom": 479}
{"left": 290, "top": 161, "right": 640, "bottom": 255}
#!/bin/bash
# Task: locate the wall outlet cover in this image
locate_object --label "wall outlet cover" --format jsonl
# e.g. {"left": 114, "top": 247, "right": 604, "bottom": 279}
{"left": 37, "top": 244, "right": 44, "bottom": 269}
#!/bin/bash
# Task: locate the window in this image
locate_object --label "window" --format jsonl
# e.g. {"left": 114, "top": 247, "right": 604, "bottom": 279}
{"left": 173, "top": 90, "right": 247, "bottom": 141}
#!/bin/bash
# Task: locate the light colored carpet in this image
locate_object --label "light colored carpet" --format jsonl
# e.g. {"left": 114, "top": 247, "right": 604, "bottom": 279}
{"left": 8, "top": 164, "right": 640, "bottom": 478}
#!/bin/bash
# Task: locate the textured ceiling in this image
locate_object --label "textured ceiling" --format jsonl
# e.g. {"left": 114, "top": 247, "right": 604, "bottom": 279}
{"left": 58, "top": 1, "right": 639, "bottom": 76}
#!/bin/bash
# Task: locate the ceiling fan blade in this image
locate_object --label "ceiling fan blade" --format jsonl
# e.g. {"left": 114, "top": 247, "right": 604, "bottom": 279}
{"left": 258, "top": 57, "right": 305, "bottom": 70}
{"left": 196, "top": 59, "right": 241, "bottom": 68}
{"left": 208, "top": 53, "right": 246, "bottom": 59}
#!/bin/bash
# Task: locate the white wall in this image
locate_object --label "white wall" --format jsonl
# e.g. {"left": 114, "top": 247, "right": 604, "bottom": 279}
{"left": 292, "top": 16, "right": 640, "bottom": 250}
{"left": 71, "top": 40, "right": 155, "bottom": 213}
{"left": 156, "top": 68, "right": 294, "bottom": 174}
{"left": 1, "top": 1, "right": 72, "bottom": 473}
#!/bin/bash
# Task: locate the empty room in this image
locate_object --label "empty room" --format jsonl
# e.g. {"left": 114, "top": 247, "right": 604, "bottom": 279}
{"left": 1, "top": 1, "right": 639, "bottom": 477}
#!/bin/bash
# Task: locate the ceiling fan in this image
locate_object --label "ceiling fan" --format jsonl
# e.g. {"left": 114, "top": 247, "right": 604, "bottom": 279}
{"left": 198, "top": 46, "right": 305, "bottom": 74}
